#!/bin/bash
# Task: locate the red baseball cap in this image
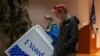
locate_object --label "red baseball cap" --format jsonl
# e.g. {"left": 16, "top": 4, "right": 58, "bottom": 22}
{"left": 51, "top": 4, "right": 68, "bottom": 13}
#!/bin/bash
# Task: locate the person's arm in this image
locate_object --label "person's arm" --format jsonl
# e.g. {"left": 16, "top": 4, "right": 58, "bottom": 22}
{"left": 65, "top": 19, "right": 79, "bottom": 47}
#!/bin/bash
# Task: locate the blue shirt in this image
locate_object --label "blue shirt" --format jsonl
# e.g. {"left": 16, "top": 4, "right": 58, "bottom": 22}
{"left": 46, "top": 23, "right": 60, "bottom": 46}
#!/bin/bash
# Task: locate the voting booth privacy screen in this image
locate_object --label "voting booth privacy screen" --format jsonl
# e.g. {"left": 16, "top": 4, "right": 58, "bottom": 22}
{"left": 5, "top": 25, "right": 54, "bottom": 56}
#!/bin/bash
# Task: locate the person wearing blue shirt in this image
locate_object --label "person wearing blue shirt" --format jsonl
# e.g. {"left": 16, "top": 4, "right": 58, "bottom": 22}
{"left": 44, "top": 15, "right": 59, "bottom": 46}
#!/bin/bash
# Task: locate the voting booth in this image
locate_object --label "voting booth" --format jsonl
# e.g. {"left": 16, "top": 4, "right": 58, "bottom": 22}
{"left": 5, "top": 25, "right": 54, "bottom": 56}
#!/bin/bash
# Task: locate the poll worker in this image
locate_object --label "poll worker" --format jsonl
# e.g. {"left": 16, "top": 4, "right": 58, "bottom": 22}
{"left": 43, "top": 15, "right": 59, "bottom": 46}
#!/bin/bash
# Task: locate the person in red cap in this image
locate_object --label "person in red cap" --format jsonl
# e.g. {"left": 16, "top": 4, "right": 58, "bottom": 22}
{"left": 52, "top": 4, "right": 80, "bottom": 56}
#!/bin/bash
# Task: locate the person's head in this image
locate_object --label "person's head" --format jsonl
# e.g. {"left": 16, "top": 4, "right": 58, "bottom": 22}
{"left": 51, "top": 4, "right": 68, "bottom": 21}
{"left": 44, "top": 15, "right": 53, "bottom": 24}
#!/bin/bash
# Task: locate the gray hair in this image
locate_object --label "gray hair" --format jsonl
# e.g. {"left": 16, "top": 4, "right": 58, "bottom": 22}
{"left": 44, "top": 15, "right": 53, "bottom": 21}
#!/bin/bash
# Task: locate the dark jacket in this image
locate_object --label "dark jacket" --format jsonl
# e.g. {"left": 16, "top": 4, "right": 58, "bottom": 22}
{"left": 53, "top": 16, "right": 79, "bottom": 56}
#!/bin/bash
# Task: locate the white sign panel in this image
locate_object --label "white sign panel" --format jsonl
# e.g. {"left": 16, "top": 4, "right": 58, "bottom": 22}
{"left": 5, "top": 25, "right": 54, "bottom": 56}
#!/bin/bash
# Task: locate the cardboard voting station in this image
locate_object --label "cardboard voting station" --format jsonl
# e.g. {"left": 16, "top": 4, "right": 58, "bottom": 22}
{"left": 5, "top": 25, "right": 54, "bottom": 56}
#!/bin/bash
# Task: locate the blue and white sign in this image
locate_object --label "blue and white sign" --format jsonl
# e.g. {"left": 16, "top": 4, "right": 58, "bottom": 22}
{"left": 5, "top": 25, "right": 54, "bottom": 56}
